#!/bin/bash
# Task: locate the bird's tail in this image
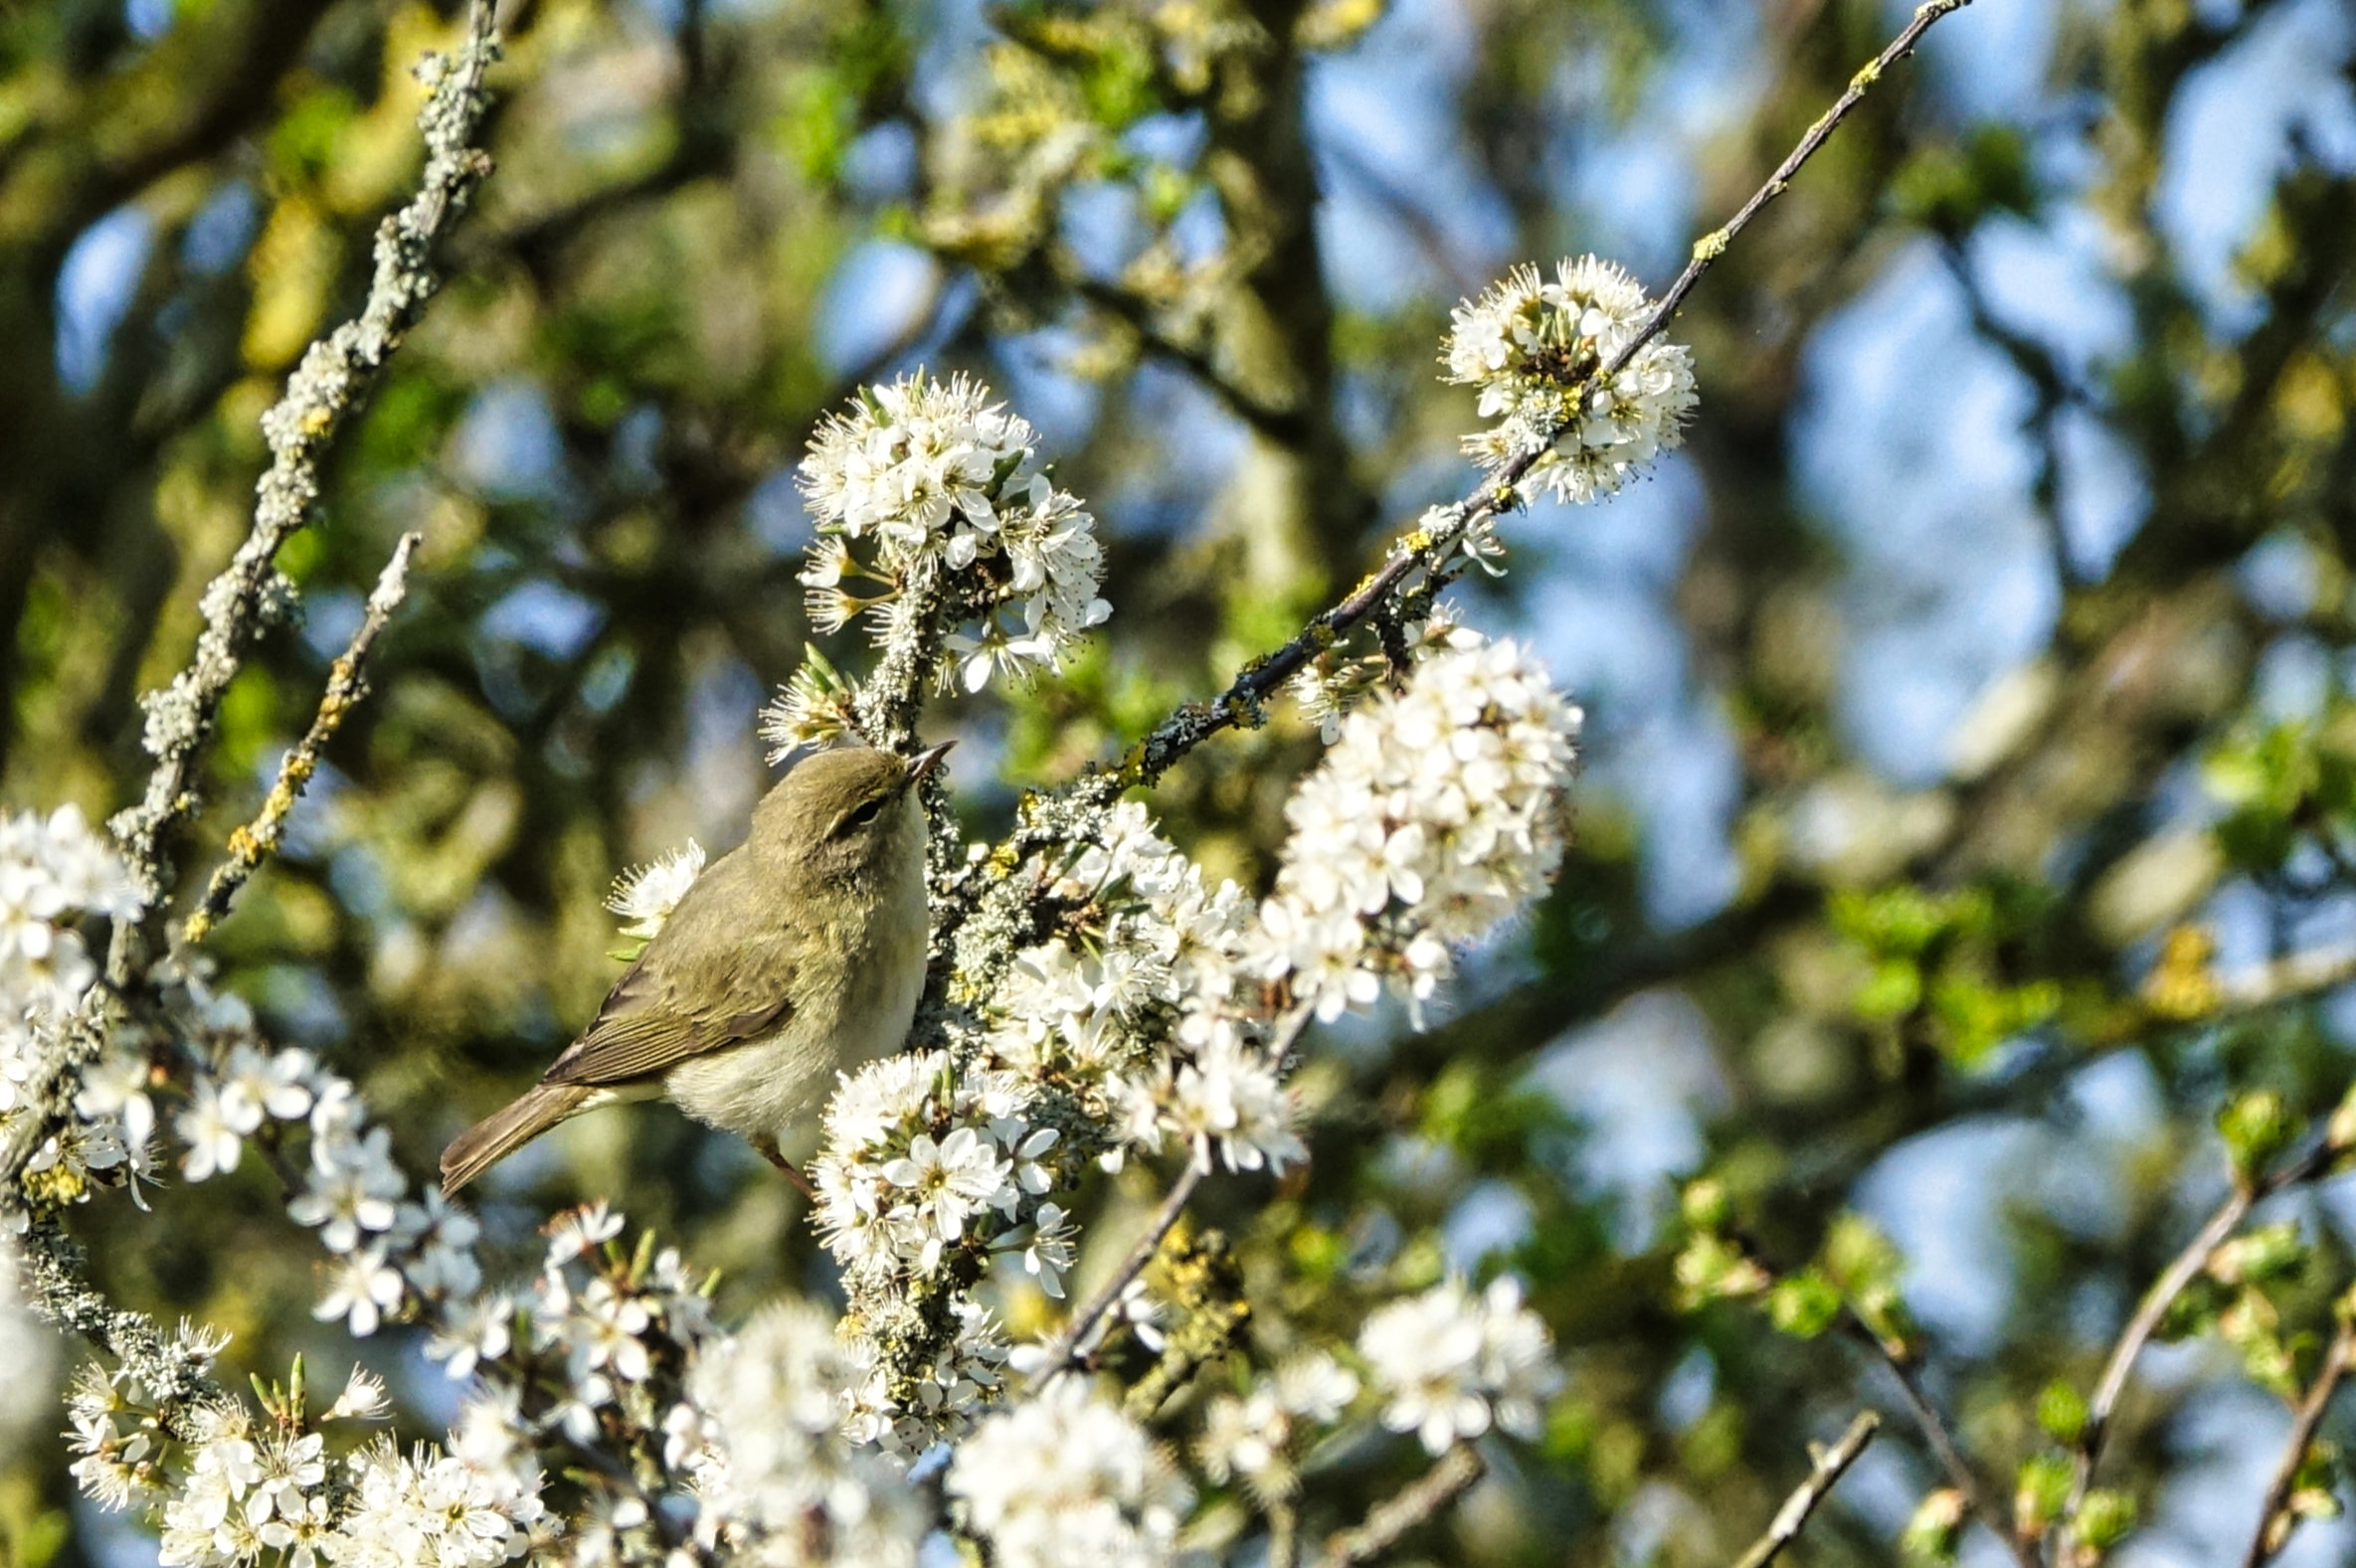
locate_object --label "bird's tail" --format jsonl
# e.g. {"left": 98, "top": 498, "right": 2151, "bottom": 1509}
{"left": 440, "top": 1083, "right": 591, "bottom": 1195}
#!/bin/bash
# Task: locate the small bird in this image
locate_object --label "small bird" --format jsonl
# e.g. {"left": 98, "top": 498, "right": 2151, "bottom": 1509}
{"left": 439, "top": 741, "right": 951, "bottom": 1196}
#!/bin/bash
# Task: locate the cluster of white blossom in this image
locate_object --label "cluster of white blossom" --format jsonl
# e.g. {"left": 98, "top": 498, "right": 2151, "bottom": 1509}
{"left": 1193, "top": 1350, "right": 1359, "bottom": 1500}
{"left": 769, "top": 371, "right": 1111, "bottom": 752}
{"left": 679, "top": 1300, "right": 927, "bottom": 1565}
{"left": 69, "top": 1333, "right": 546, "bottom": 1568}
{"left": 1441, "top": 256, "right": 1696, "bottom": 505}
{"left": 946, "top": 1378, "right": 1192, "bottom": 1568}
{"left": 1118, "top": 1004, "right": 1304, "bottom": 1177}
{"left": 130, "top": 972, "right": 477, "bottom": 1336}
{"left": 1359, "top": 1276, "right": 1563, "bottom": 1455}
{"left": 1250, "top": 631, "right": 1581, "bottom": 1023}
{"left": 0, "top": 803, "right": 138, "bottom": 1024}
{"left": 810, "top": 798, "right": 1279, "bottom": 1448}
{"left": 847, "top": 1294, "right": 1013, "bottom": 1455}
{"left": 56, "top": 935, "right": 726, "bottom": 1565}
{"left": 1, "top": 806, "right": 140, "bottom": 1199}
{"left": 992, "top": 802, "right": 1254, "bottom": 1111}
{"left": 812, "top": 1049, "right": 1058, "bottom": 1286}
{"left": 520, "top": 1200, "right": 714, "bottom": 1460}
{"left": 323, "top": 1433, "right": 547, "bottom": 1568}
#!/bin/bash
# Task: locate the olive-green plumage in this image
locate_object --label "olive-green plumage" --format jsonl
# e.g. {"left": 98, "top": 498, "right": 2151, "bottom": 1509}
{"left": 438, "top": 742, "right": 949, "bottom": 1195}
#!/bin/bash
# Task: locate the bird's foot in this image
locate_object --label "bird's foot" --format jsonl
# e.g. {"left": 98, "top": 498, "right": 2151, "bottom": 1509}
{"left": 752, "top": 1135, "right": 817, "bottom": 1201}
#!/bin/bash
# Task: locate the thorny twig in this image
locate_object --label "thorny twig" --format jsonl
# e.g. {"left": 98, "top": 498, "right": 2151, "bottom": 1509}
{"left": 182, "top": 533, "right": 424, "bottom": 946}
{"left": 2055, "top": 1133, "right": 2345, "bottom": 1565}
{"left": 1312, "top": 1444, "right": 1486, "bottom": 1568}
{"left": 2238, "top": 1300, "right": 2356, "bottom": 1568}
{"left": 1729, "top": 1411, "right": 1881, "bottom": 1568}
{"left": 1026, "top": 1161, "right": 1202, "bottom": 1394}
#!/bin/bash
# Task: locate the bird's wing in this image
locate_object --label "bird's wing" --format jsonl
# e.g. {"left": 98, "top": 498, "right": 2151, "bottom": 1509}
{"left": 541, "top": 856, "right": 802, "bottom": 1088}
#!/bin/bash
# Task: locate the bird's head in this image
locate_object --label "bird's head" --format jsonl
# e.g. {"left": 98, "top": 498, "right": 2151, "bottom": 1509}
{"left": 751, "top": 741, "right": 953, "bottom": 885}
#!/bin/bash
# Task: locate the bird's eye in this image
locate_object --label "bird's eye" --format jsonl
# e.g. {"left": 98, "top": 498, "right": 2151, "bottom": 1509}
{"left": 838, "top": 795, "right": 887, "bottom": 835}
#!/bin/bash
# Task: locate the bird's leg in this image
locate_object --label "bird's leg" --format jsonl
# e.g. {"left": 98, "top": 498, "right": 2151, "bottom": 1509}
{"left": 752, "top": 1134, "right": 817, "bottom": 1201}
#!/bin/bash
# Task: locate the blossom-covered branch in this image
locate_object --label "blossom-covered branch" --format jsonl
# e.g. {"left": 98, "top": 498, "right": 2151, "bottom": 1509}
{"left": 1, "top": 0, "right": 2011, "bottom": 1561}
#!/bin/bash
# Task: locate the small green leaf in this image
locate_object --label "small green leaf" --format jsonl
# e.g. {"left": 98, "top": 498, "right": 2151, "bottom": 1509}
{"left": 1766, "top": 1270, "right": 1842, "bottom": 1339}
{"left": 2036, "top": 1379, "right": 2087, "bottom": 1445}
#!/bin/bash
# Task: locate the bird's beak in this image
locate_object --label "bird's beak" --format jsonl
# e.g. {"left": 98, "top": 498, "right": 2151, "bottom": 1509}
{"left": 905, "top": 739, "right": 957, "bottom": 785}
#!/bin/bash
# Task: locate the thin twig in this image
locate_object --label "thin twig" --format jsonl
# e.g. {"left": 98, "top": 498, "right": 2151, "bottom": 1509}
{"left": 1846, "top": 1315, "right": 2037, "bottom": 1568}
{"left": 1313, "top": 1444, "right": 1486, "bottom": 1568}
{"left": 181, "top": 533, "right": 424, "bottom": 946}
{"left": 2239, "top": 1303, "right": 2356, "bottom": 1568}
{"left": 1026, "top": 1162, "right": 1204, "bottom": 1393}
{"left": 2056, "top": 1136, "right": 2341, "bottom": 1564}
{"left": 1025, "top": 1005, "right": 1313, "bottom": 1392}
{"left": 1730, "top": 1411, "right": 1881, "bottom": 1568}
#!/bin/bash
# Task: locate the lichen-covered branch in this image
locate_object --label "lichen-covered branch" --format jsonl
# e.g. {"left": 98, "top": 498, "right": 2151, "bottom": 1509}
{"left": 106, "top": 0, "right": 498, "bottom": 967}
{"left": 15, "top": 1217, "right": 225, "bottom": 1440}
{"left": 181, "top": 531, "right": 423, "bottom": 947}
{"left": 0, "top": 5, "right": 498, "bottom": 1197}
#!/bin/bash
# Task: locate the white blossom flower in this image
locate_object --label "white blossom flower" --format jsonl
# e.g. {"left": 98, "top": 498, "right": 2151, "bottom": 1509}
{"left": 427, "top": 1292, "right": 515, "bottom": 1381}
{"left": 325, "top": 1365, "right": 392, "bottom": 1422}
{"left": 946, "top": 1379, "right": 1191, "bottom": 1568}
{"left": 1196, "top": 1388, "right": 1289, "bottom": 1490}
{"left": 572, "top": 1278, "right": 654, "bottom": 1384}
{"left": 606, "top": 841, "right": 705, "bottom": 941}
{"left": 1248, "top": 633, "right": 1580, "bottom": 1023}
{"left": 1358, "top": 1276, "right": 1562, "bottom": 1455}
{"left": 546, "top": 1200, "right": 624, "bottom": 1267}
{"left": 176, "top": 1078, "right": 246, "bottom": 1182}
{"left": 75, "top": 1046, "right": 157, "bottom": 1146}
{"left": 1274, "top": 1349, "right": 1359, "bottom": 1423}
{"left": 1442, "top": 255, "right": 1697, "bottom": 505}
{"left": 1013, "top": 1202, "right": 1078, "bottom": 1300}
{"left": 289, "top": 1127, "right": 405, "bottom": 1252}
{"left": 314, "top": 1247, "right": 406, "bottom": 1337}
{"left": 217, "top": 1044, "right": 315, "bottom": 1128}
{"left": 396, "top": 1187, "right": 483, "bottom": 1298}
{"left": 682, "top": 1300, "right": 925, "bottom": 1565}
